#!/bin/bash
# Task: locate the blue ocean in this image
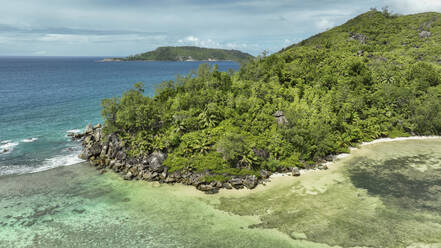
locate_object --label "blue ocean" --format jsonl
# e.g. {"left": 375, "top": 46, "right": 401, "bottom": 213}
{"left": 0, "top": 57, "right": 239, "bottom": 176}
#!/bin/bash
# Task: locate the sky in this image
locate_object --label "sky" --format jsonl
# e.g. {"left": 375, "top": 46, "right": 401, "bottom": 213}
{"left": 0, "top": 0, "right": 440, "bottom": 56}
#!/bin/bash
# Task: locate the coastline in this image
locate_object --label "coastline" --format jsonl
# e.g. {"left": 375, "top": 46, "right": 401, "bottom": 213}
{"left": 3, "top": 133, "right": 440, "bottom": 247}
{"left": 209, "top": 135, "right": 441, "bottom": 196}
{"left": 358, "top": 135, "right": 441, "bottom": 146}
{"left": 210, "top": 138, "right": 441, "bottom": 246}
{"left": 96, "top": 59, "right": 235, "bottom": 62}
{"left": 75, "top": 123, "right": 441, "bottom": 194}
{"left": 0, "top": 162, "right": 301, "bottom": 248}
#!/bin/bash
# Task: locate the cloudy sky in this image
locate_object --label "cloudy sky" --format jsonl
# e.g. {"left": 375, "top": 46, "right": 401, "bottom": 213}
{"left": 0, "top": 0, "right": 440, "bottom": 56}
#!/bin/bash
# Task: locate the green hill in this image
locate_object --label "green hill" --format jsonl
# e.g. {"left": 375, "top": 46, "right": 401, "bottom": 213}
{"left": 124, "top": 46, "right": 254, "bottom": 63}
{"left": 99, "top": 10, "right": 441, "bottom": 182}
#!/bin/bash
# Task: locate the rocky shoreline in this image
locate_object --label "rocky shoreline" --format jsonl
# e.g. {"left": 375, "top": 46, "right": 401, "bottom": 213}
{"left": 72, "top": 124, "right": 329, "bottom": 193}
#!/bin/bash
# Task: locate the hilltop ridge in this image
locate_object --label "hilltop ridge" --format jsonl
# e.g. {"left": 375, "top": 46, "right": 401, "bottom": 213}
{"left": 281, "top": 10, "right": 441, "bottom": 63}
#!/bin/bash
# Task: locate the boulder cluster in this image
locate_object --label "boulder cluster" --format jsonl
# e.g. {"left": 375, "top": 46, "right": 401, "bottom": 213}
{"left": 73, "top": 124, "right": 329, "bottom": 193}
{"left": 73, "top": 124, "right": 270, "bottom": 193}
{"left": 349, "top": 32, "right": 368, "bottom": 44}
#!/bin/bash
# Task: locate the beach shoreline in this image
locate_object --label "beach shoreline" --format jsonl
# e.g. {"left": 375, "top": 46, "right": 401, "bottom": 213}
{"left": 76, "top": 126, "right": 441, "bottom": 195}
{"left": 208, "top": 135, "right": 441, "bottom": 197}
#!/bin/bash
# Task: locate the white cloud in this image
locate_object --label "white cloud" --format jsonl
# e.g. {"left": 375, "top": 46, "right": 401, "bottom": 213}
{"left": 316, "top": 18, "right": 335, "bottom": 31}
{"left": 177, "top": 36, "right": 220, "bottom": 48}
{"left": 1, "top": 0, "right": 421, "bottom": 56}
{"left": 37, "top": 33, "right": 166, "bottom": 45}
{"left": 38, "top": 34, "right": 88, "bottom": 42}
{"left": 185, "top": 35, "right": 199, "bottom": 42}
{"left": 175, "top": 35, "right": 252, "bottom": 51}
{"left": 388, "top": 0, "right": 441, "bottom": 13}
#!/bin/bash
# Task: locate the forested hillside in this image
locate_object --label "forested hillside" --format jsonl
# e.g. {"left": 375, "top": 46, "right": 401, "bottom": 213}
{"left": 100, "top": 10, "right": 441, "bottom": 181}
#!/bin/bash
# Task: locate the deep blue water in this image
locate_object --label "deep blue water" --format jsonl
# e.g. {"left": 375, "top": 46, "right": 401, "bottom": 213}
{"left": 0, "top": 57, "right": 239, "bottom": 176}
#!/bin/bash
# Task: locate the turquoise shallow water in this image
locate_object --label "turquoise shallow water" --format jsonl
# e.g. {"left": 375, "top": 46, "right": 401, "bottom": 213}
{"left": 0, "top": 57, "right": 239, "bottom": 176}
{"left": 0, "top": 163, "right": 298, "bottom": 248}
{"left": 0, "top": 139, "right": 440, "bottom": 248}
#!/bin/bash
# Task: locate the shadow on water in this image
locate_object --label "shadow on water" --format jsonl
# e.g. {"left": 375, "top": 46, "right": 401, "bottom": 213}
{"left": 347, "top": 154, "right": 441, "bottom": 212}
{"left": 216, "top": 140, "right": 441, "bottom": 248}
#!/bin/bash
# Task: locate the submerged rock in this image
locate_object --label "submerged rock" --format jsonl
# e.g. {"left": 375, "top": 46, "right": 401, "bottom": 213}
{"left": 290, "top": 232, "right": 308, "bottom": 240}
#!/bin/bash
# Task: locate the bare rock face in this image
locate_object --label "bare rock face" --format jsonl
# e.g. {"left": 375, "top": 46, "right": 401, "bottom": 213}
{"left": 349, "top": 33, "right": 368, "bottom": 44}
{"left": 123, "top": 171, "right": 133, "bottom": 180}
{"left": 229, "top": 178, "right": 244, "bottom": 189}
{"left": 89, "top": 143, "right": 102, "bottom": 157}
{"left": 243, "top": 175, "right": 258, "bottom": 189}
{"left": 79, "top": 125, "right": 104, "bottom": 160}
{"left": 116, "top": 151, "right": 126, "bottom": 161}
{"left": 84, "top": 124, "right": 93, "bottom": 134}
{"left": 93, "top": 128, "right": 102, "bottom": 142}
{"left": 419, "top": 31, "right": 432, "bottom": 38}
{"left": 274, "top": 111, "right": 288, "bottom": 126}
{"left": 77, "top": 124, "right": 269, "bottom": 193}
{"left": 145, "top": 151, "right": 167, "bottom": 172}
{"left": 274, "top": 110, "right": 284, "bottom": 118}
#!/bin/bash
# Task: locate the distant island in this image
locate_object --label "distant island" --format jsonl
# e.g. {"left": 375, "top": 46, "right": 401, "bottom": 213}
{"left": 98, "top": 46, "right": 254, "bottom": 63}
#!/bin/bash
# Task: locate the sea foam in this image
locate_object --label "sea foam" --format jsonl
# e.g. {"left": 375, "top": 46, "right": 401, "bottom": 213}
{"left": 0, "top": 151, "right": 85, "bottom": 176}
{"left": 66, "top": 129, "right": 82, "bottom": 134}
{"left": 21, "top": 138, "right": 39, "bottom": 143}
{"left": 0, "top": 140, "right": 19, "bottom": 154}
{"left": 37, "top": 152, "right": 85, "bottom": 172}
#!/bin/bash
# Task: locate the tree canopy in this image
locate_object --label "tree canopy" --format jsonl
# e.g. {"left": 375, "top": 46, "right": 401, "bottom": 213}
{"left": 124, "top": 46, "right": 254, "bottom": 63}
{"left": 101, "top": 10, "right": 441, "bottom": 181}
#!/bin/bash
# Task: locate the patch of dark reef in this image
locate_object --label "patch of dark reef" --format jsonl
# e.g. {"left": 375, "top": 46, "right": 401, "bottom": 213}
{"left": 347, "top": 154, "right": 441, "bottom": 212}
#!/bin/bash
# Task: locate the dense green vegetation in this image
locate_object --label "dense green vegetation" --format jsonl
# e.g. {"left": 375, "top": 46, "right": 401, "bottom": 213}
{"left": 101, "top": 10, "right": 441, "bottom": 179}
{"left": 124, "top": 46, "right": 254, "bottom": 63}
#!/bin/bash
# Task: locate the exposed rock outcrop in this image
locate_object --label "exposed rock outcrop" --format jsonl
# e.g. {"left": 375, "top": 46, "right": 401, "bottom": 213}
{"left": 274, "top": 111, "right": 288, "bottom": 126}
{"left": 419, "top": 31, "right": 432, "bottom": 38}
{"left": 74, "top": 124, "right": 289, "bottom": 193}
{"left": 75, "top": 124, "right": 327, "bottom": 193}
{"left": 349, "top": 33, "right": 368, "bottom": 44}
{"left": 292, "top": 167, "right": 301, "bottom": 176}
